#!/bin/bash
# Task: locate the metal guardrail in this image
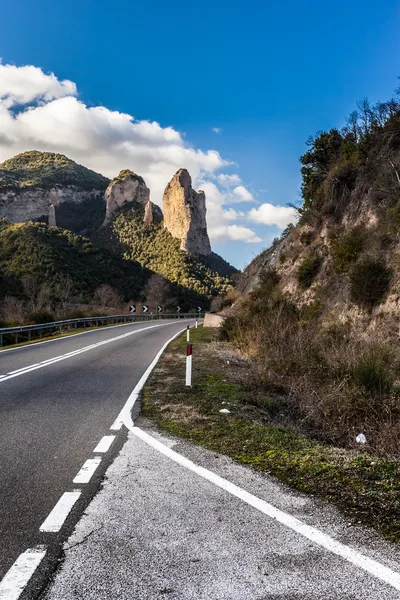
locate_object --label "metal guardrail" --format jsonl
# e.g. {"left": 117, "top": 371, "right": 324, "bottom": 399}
{"left": 0, "top": 313, "right": 203, "bottom": 347}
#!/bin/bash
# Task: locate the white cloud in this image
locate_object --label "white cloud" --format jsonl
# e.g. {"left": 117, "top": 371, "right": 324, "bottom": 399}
{"left": 212, "top": 127, "right": 221, "bottom": 134}
{"left": 210, "top": 225, "right": 262, "bottom": 243}
{"left": 217, "top": 173, "right": 241, "bottom": 186}
{"left": 233, "top": 185, "right": 254, "bottom": 202}
{"left": 248, "top": 203, "right": 298, "bottom": 228}
{"left": 0, "top": 63, "right": 264, "bottom": 251}
{"left": 0, "top": 63, "right": 76, "bottom": 107}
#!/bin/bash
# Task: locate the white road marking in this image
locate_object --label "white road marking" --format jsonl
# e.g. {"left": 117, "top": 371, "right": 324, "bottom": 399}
{"left": 0, "top": 321, "right": 179, "bottom": 384}
{"left": 114, "top": 322, "right": 400, "bottom": 594}
{"left": 0, "top": 319, "right": 166, "bottom": 355}
{"left": 0, "top": 546, "right": 46, "bottom": 600}
{"left": 129, "top": 426, "right": 400, "bottom": 593}
{"left": 110, "top": 327, "right": 187, "bottom": 432}
{"left": 93, "top": 435, "right": 115, "bottom": 453}
{"left": 39, "top": 491, "right": 81, "bottom": 532}
{"left": 73, "top": 457, "right": 102, "bottom": 484}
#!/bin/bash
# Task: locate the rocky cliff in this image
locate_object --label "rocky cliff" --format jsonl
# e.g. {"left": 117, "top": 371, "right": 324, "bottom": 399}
{"left": 102, "top": 170, "right": 162, "bottom": 225}
{"left": 236, "top": 109, "right": 400, "bottom": 339}
{"left": 0, "top": 151, "right": 109, "bottom": 233}
{"left": 162, "top": 169, "right": 211, "bottom": 256}
{"left": 0, "top": 186, "right": 104, "bottom": 229}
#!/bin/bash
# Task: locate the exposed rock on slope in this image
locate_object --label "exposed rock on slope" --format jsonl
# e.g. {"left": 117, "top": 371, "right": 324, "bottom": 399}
{"left": 236, "top": 109, "right": 400, "bottom": 337}
{"left": 163, "top": 169, "right": 211, "bottom": 256}
{"left": 0, "top": 151, "right": 108, "bottom": 233}
{"left": 102, "top": 169, "right": 162, "bottom": 225}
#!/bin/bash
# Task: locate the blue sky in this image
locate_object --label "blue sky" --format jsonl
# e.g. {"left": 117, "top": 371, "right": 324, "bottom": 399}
{"left": 1, "top": 0, "right": 399, "bottom": 268}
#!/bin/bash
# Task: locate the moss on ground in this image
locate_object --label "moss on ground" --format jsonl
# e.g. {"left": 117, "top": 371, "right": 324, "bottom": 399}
{"left": 142, "top": 327, "right": 400, "bottom": 543}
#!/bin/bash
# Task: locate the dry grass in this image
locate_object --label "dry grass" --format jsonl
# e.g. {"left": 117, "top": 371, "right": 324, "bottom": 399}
{"left": 142, "top": 326, "right": 400, "bottom": 543}
{"left": 222, "top": 302, "right": 400, "bottom": 457}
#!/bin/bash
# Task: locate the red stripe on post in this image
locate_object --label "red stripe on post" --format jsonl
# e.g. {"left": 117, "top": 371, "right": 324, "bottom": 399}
{"left": 187, "top": 344, "right": 192, "bottom": 356}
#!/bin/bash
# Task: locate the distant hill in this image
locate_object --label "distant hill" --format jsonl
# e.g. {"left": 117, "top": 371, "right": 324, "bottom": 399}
{"left": 0, "top": 151, "right": 239, "bottom": 314}
{"left": 0, "top": 151, "right": 109, "bottom": 191}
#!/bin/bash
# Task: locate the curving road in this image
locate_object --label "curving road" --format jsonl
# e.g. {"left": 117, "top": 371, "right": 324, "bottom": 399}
{"left": 0, "top": 319, "right": 190, "bottom": 599}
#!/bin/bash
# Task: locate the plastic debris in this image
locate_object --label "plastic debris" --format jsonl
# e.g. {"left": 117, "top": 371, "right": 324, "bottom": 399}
{"left": 356, "top": 433, "right": 367, "bottom": 444}
{"left": 219, "top": 408, "right": 231, "bottom": 414}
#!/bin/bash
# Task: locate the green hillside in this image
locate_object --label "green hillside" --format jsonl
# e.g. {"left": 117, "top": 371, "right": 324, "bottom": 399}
{"left": 0, "top": 151, "right": 109, "bottom": 191}
{"left": 113, "top": 215, "right": 235, "bottom": 298}
{"left": 0, "top": 220, "right": 147, "bottom": 302}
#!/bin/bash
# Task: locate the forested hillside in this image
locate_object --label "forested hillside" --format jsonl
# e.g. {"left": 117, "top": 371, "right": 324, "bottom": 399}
{"left": 113, "top": 215, "right": 237, "bottom": 298}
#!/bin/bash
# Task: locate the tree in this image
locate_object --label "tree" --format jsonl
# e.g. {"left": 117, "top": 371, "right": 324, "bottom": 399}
{"left": 53, "top": 274, "right": 75, "bottom": 315}
{"left": 144, "top": 274, "right": 171, "bottom": 310}
{"left": 22, "top": 277, "right": 51, "bottom": 312}
{"left": 94, "top": 285, "right": 121, "bottom": 310}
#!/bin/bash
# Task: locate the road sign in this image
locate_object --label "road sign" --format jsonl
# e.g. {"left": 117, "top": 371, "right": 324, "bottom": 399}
{"left": 129, "top": 305, "right": 136, "bottom": 313}
{"left": 197, "top": 306, "right": 202, "bottom": 312}
{"left": 157, "top": 306, "right": 162, "bottom": 313}
{"left": 143, "top": 305, "right": 149, "bottom": 313}
{"left": 177, "top": 306, "right": 181, "bottom": 313}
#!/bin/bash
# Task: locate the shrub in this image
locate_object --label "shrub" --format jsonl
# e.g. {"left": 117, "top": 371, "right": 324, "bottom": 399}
{"left": 352, "top": 347, "right": 393, "bottom": 395}
{"left": 299, "top": 231, "right": 314, "bottom": 246}
{"left": 331, "top": 228, "right": 364, "bottom": 273}
{"left": 297, "top": 256, "right": 322, "bottom": 288}
{"left": 26, "top": 310, "right": 55, "bottom": 324}
{"left": 350, "top": 260, "right": 392, "bottom": 307}
{"left": 386, "top": 200, "right": 400, "bottom": 231}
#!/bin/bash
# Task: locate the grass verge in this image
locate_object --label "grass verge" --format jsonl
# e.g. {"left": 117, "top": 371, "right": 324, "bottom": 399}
{"left": 142, "top": 326, "right": 400, "bottom": 543}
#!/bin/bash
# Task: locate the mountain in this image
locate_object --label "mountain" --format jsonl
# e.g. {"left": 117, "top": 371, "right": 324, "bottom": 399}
{"left": 225, "top": 93, "right": 400, "bottom": 456}
{"left": 0, "top": 151, "right": 109, "bottom": 236}
{"left": 0, "top": 151, "right": 238, "bottom": 313}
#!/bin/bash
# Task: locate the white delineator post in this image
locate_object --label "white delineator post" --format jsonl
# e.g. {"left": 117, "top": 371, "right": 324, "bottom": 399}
{"left": 186, "top": 343, "right": 192, "bottom": 387}
{"left": 186, "top": 325, "right": 190, "bottom": 342}
{"left": 195, "top": 319, "right": 198, "bottom": 328}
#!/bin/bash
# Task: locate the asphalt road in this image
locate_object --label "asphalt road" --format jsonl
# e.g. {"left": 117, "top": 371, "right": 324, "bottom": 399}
{"left": 44, "top": 421, "right": 400, "bottom": 600}
{"left": 0, "top": 319, "right": 190, "bottom": 599}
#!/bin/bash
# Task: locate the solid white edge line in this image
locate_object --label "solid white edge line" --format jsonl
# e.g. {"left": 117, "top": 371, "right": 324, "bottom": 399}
{"left": 73, "top": 457, "right": 102, "bottom": 484}
{"left": 39, "top": 491, "right": 81, "bottom": 533}
{"left": 93, "top": 435, "right": 116, "bottom": 453}
{"left": 111, "top": 326, "right": 187, "bottom": 432}
{"left": 0, "top": 546, "right": 46, "bottom": 600}
{"left": 116, "top": 324, "right": 400, "bottom": 594}
{"left": 0, "top": 321, "right": 179, "bottom": 384}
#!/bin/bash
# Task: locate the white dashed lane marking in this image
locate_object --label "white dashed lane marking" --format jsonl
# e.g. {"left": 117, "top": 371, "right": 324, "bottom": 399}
{"left": 73, "top": 457, "right": 102, "bottom": 484}
{"left": 0, "top": 547, "right": 46, "bottom": 600}
{"left": 93, "top": 435, "right": 116, "bottom": 453}
{"left": 39, "top": 492, "right": 82, "bottom": 533}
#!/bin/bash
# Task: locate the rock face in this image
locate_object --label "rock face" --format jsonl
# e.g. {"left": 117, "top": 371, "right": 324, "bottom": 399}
{"left": 144, "top": 200, "right": 154, "bottom": 223}
{"left": 0, "top": 186, "right": 102, "bottom": 227}
{"left": 102, "top": 170, "right": 151, "bottom": 225}
{"left": 162, "top": 169, "right": 211, "bottom": 256}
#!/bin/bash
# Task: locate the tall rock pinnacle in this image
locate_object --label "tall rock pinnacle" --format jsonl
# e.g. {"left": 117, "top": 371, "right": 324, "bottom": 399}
{"left": 102, "top": 170, "right": 150, "bottom": 225}
{"left": 162, "top": 169, "right": 211, "bottom": 256}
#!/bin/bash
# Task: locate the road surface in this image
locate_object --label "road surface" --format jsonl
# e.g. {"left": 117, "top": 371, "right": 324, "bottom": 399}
{"left": 0, "top": 319, "right": 190, "bottom": 599}
{"left": 1, "top": 318, "right": 400, "bottom": 600}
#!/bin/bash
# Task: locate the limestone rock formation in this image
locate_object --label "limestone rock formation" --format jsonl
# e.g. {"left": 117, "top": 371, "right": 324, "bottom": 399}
{"left": 144, "top": 200, "right": 154, "bottom": 223}
{"left": 0, "top": 186, "right": 103, "bottom": 228}
{"left": 102, "top": 170, "right": 150, "bottom": 225}
{"left": 162, "top": 169, "right": 211, "bottom": 256}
